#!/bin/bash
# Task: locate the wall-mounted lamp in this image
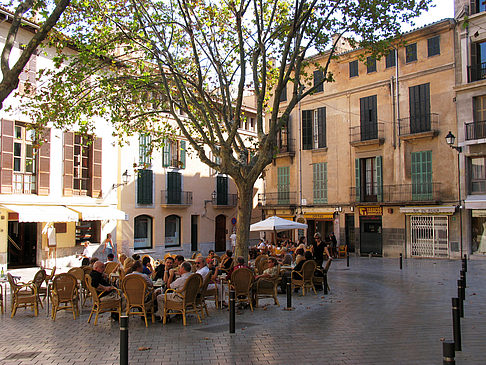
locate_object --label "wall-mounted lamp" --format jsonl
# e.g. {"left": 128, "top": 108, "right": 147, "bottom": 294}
{"left": 334, "top": 206, "right": 342, "bottom": 212}
{"left": 112, "top": 170, "right": 130, "bottom": 189}
{"left": 445, "top": 131, "right": 462, "bottom": 152}
{"left": 211, "top": 190, "right": 217, "bottom": 201}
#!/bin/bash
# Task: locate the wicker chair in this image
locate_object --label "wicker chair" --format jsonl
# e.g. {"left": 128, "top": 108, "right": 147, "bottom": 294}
{"left": 254, "top": 264, "right": 281, "bottom": 307}
{"left": 338, "top": 245, "right": 348, "bottom": 258}
{"left": 8, "top": 273, "right": 38, "bottom": 317}
{"left": 230, "top": 268, "right": 254, "bottom": 311}
{"left": 81, "top": 266, "right": 93, "bottom": 306}
{"left": 196, "top": 273, "right": 213, "bottom": 318}
{"left": 68, "top": 267, "right": 85, "bottom": 306}
{"left": 104, "top": 262, "right": 119, "bottom": 276}
{"left": 256, "top": 257, "right": 269, "bottom": 275}
{"left": 121, "top": 274, "right": 155, "bottom": 327}
{"left": 44, "top": 266, "right": 56, "bottom": 287}
{"left": 291, "top": 260, "right": 317, "bottom": 296}
{"left": 314, "top": 258, "right": 332, "bottom": 291}
{"left": 163, "top": 273, "right": 202, "bottom": 326}
{"left": 254, "top": 255, "right": 268, "bottom": 274}
{"left": 85, "top": 274, "right": 122, "bottom": 325}
{"left": 32, "top": 269, "right": 47, "bottom": 307}
{"left": 50, "top": 273, "right": 79, "bottom": 320}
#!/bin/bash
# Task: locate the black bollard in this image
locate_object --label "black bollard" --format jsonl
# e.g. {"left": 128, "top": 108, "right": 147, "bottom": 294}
{"left": 452, "top": 298, "right": 461, "bottom": 351}
{"left": 400, "top": 253, "right": 403, "bottom": 270}
{"left": 229, "top": 290, "right": 235, "bottom": 334}
{"left": 323, "top": 273, "right": 328, "bottom": 295}
{"left": 286, "top": 280, "right": 291, "bottom": 309}
{"left": 462, "top": 259, "right": 467, "bottom": 273}
{"left": 346, "top": 251, "right": 349, "bottom": 267}
{"left": 442, "top": 340, "right": 455, "bottom": 365}
{"left": 457, "top": 280, "right": 464, "bottom": 318}
{"left": 463, "top": 254, "right": 468, "bottom": 272}
{"left": 460, "top": 270, "right": 466, "bottom": 288}
{"left": 120, "top": 316, "right": 128, "bottom": 365}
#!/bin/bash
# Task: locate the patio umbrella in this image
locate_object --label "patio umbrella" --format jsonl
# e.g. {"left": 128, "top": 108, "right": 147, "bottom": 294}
{"left": 250, "top": 216, "right": 308, "bottom": 232}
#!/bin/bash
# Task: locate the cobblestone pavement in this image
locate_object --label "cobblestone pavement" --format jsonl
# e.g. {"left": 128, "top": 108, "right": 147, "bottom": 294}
{"left": 0, "top": 257, "right": 485, "bottom": 365}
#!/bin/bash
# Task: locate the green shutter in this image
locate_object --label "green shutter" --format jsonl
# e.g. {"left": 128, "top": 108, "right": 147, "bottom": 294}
{"left": 355, "top": 159, "right": 361, "bottom": 202}
{"left": 217, "top": 175, "right": 228, "bottom": 205}
{"left": 277, "top": 167, "right": 290, "bottom": 204}
{"left": 411, "top": 150, "right": 432, "bottom": 200}
{"left": 180, "top": 140, "right": 186, "bottom": 169}
{"left": 375, "top": 156, "right": 383, "bottom": 202}
{"left": 137, "top": 169, "right": 153, "bottom": 205}
{"left": 167, "top": 171, "right": 182, "bottom": 204}
{"left": 162, "top": 139, "right": 170, "bottom": 167}
{"left": 313, "top": 162, "right": 327, "bottom": 204}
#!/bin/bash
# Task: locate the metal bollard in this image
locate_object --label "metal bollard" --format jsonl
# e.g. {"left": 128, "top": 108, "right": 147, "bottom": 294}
{"left": 442, "top": 340, "right": 455, "bottom": 365}
{"left": 399, "top": 253, "right": 403, "bottom": 270}
{"left": 323, "top": 272, "right": 328, "bottom": 295}
{"left": 460, "top": 270, "right": 466, "bottom": 288}
{"left": 463, "top": 254, "right": 468, "bottom": 272}
{"left": 452, "top": 298, "right": 461, "bottom": 351}
{"left": 120, "top": 316, "right": 128, "bottom": 365}
{"left": 457, "top": 280, "right": 464, "bottom": 318}
{"left": 229, "top": 290, "right": 235, "bottom": 334}
{"left": 462, "top": 259, "right": 467, "bottom": 273}
{"left": 286, "top": 280, "right": 291, "bottom": 309}
{"left": 346, "top": 251, "right": 349, "bottom": 267}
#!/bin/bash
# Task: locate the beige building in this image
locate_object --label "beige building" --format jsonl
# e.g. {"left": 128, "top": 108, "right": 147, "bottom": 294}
{"left": 454, "top": 0, "right": 486, "bottom": 257}
{"left": 261, "top": 19, "right": 462, "bottom": 258}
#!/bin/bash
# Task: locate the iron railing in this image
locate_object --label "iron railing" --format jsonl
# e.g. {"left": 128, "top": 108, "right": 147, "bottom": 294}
{"left": 465, "top": 120, "right": 486, "bottom": 140}
{"left": 277, "top": 137, "right": 296, "bottom": 154}
{"left": 349, "top": 183, "right": 442, "bottom": 203}
{"left": 349, "top": 122, "right": 385, "bottom": 143}
{"left": 468, "top": 62, "right": 486, "bottom": 83}
{"left": 161, "top": 190, "right": 193, "bottom": 205}
{"left": 258, "top": 191, "right": 297, "bottom": 206}
{"left": 213, "top": 193, "right": 238, "bottom": 207}
{"left": 398, "top": 113, "right": 439, "bottom": 136}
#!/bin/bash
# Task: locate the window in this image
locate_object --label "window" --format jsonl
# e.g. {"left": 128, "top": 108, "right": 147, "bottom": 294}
{"left": 411, "top": 151, "right": 432, "bottom": 200}
{"left": 313, "top": 70, "right": 324, "bottom": 93}
{"left": 427, "top": 36, "right": 440, "bottom": 57}
{"left": 167, "top": 171, "right": 182, "bottom": 204}
{"left": 313, "top": 162, "right": 327, "bottom": 204}
{"left": 277, "top": 115, "right": 292, "bottom": 153}
{"left": 470, "top": 41, "right": 486, "bottom": 82}
{"left": 471, "top": 96, "right": 486, "bottom": 139}
{"left": 406, "top": 43, "right": 417, "bottom": 63}
{"left": 302, "top": 108, "right": 326, "bottom": 150}
{"left": 277, "top": 166, "right": 290, "bottom": 204}
{"left": 134, "top": 215, "right": 152, "bottom": 249}
{"left": 279, "top": 84, "right": 287, "bottom": 102}
{"left": 137, "top": 169, "right": 153, "bottom": 205}
{"left": 216, "top": 175, "right": 228, "bottom": 205}
{"left": 355, "top": 156, "right": 382, "bottom": 202}
{"left": 139, "top": 133, "right": 152, "bottom": 168}
{"left": 360, "top": 95, "right": 378, "bottom": 141}
{"left": 473, "top": 0, "right": 486, "bottom": 14}
{"left": 349, "top": 60, "right": 358, "bottom": 77}
{"left": 162, "top": 139, "right": 186, "bottom": 168}
{"left": 385, "top": 49, "right": 396, "bottom": 68}
{"left": 13, "top": 124, "right": 36, "bottom": 194}
{"left": 250, "top": 117, "right": 255, "bottom": 131}
{"left": 366, "top": 57, "right": 376, "bottom": 73}
{"left": 165, "top": 215, "right": 181, "bottom": 247}
{"left": 409, "top": 83, "right": 431, "bottom": 133}
{"left": 73, "top": 134, "right": 91, "bottom": 195}
{"left": 471, "top": 157, "right": 486, "bottom": 193}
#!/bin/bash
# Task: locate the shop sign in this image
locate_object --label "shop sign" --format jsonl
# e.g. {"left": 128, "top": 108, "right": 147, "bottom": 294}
{"left": 303, "top": 213, "right": 334, "bottom": 220}
{"left": 472, "top": 210, "right": 486, "bottom": 217}
{"left": 358, "top": 206, "right": 383, "bottom": 216}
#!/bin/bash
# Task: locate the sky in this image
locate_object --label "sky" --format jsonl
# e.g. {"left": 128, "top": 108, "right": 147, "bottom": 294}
{"left": 404, "top": 0, "right": 454, "bottom": 31}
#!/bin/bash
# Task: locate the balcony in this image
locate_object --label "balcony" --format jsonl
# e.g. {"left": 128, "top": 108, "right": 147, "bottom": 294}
{"left": 465, "top": 120, "right": 486, "bottom": 140}
{"left": 398, "top": 113, "right": 439, "bottom": 138}
{"left": 349, "top": 122, "right": 385, "bottom": 146}
{"left": 349, "top": 183, "right": 442, "bottom": 204}
{"left": 258, "top": 191, "right": 297, "bottom": 206}
{"left": 213, "top": 193, "right": 238, "bottom": 208}
{"left": 277, "top": 137, "right": 295, "bottom": 155}
{"left": 161, "top": 190, "right": 193, "bottom": 207}
{"left": 13, "top": 172, "right": 36, "bottom": 194}
{"left": 468, "top": 62, "right": 486, "bottom": 83}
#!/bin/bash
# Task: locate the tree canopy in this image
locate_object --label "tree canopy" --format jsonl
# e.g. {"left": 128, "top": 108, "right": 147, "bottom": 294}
{"left": 24, "top": 0, "right": 432, "bottom": 257}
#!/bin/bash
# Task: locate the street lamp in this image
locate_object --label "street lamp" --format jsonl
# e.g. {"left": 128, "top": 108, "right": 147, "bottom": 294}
{"left": 445, "top": 131, "right": 463, "bottom": 256}
{"left": 112, "top": 170, "right": 130, "bottom": 189}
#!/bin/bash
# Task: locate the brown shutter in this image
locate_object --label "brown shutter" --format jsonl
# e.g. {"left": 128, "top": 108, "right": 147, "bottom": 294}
{"left": 0, "top": 119, "right": 14, "bottom": 193}
{"left": 37, "top": 128, "right": 50, "bottom": 196}
{"left": 63, "top": 131, "right": 74, "bottom": 196}
{"left": 91, "top": 137, "right": 102, "bottom": 198}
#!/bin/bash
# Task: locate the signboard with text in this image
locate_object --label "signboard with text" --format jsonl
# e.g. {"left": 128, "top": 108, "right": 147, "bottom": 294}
{"left": 358, "top": 206, "right": 383, "bottom": 216}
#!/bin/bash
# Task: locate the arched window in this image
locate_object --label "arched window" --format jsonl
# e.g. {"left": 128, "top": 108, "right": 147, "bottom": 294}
{"left": 134, "top": 215, "right": 152, "bottom": 249}
{"left": 165, "top": 215, "right": 181, "bottom": 247}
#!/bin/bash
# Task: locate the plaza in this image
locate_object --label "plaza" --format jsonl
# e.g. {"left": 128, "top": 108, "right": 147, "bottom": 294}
{"left": 0, "top": 256, "right": 484, "bottom": 364}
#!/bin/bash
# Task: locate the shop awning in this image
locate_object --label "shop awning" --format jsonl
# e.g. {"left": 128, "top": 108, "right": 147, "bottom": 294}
{"left": 399, "top": 206, "right": 457, "bottom": 215}
{"left": 464, "top": 195, "right": 486, "bottom": 210}
{"left": 67, "top": 205, "right": 126, "bottom": 221}
{"left": 1, "top": 204, "right": 79, "bottom": 222}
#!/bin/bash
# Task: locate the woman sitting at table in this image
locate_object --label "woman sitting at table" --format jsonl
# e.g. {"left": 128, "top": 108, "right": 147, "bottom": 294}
{"left": 126, "top": 260, "right": 153, "bottom": 298}
{"left": 220, "top": 250, "right": 234, "bottom": 273}
{"left": 295, "top": 248, "right": 305, "bottom": 265}
{"left": 206, "top": 250, "right": 215, "bottom": 264}
{"left": 252, "top": 257, "right": 279, "bottom": 300}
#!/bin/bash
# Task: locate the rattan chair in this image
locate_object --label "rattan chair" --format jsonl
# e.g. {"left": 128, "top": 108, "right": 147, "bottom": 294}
{"left": 44, "top": 266, "right": 56, "bottom": 287}
{"left": 32, "top": 269, "right": 47, "bottom": 307}
{"left": 163, "top": 273, "right": 202, "bottom": 326}
{"left": 338, "top": 245, "right": 348, "bottom": 258}
{"left": 50, "top": 273, "right": 79, "bottom": 320}
{"left": 104, "top": 262, "right": 119, "bottom": 276}
{"left": 254, "top": 255, "right": 268, "bottom": 274}
{"left": 81, "top": 266, "right": 93, "bottom": 306}
{"left": 8, "top": 273, "right": 38, "bottom": 317}
{"left": 254, "top": 264, "right": 280, "bottom": 307}
{"left": 291, "top": 260, "right": 317, "bottom": 296}
{"left": 68, "top": 267, "right": 85, "bottom": 306}
{"left": 256, "top": 257, "right": 269, "bottom": 275}
{"left": 121, "top": 274, "right": 155, "bottom": 327}
{"left": 196, "top": 273, "right": 214, "bottom": 318}
{"left": 230, "top": 268, "right": 254, "bottom": 311}
{"left": 85, "top": 274, "right": 122, "bottom": 325}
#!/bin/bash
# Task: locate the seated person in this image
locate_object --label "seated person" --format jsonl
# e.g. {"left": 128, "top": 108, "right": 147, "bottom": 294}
{"left": 89, "top": 257, "right": 99, "bottom": 266}
{"left": 90, "top": 261, "right": 122, "bottom": 318}
{"left": 126, "top": 260, "right": 153, "bottom": 298}
{"left": 105, "top": 253, "right": 115, "bottom": 264}
{"left": 156, "top": 261, "right": 192, "bottom": 318}
{"left": 195, "top": 256, "right": 210, "bottom": 279}
{"left": 119, "top": 253, "right": 127, "bottom": 266}
{"left": 252, "top": 257, "right": 279, "bottom": 299}
{"left": 206, "top": 250, "right": 215, "bottom": 264}
{"left": 152, "top": 260, "right": 166, "bottom": 281}
{"left": 220, "top": 250, "right": 234, "bottom": 272}
{"left": 81, "top": 257, "right": 90, "bottom": 266}
{"left": 123, "top": 257, "right": 135, "bottom": 273}
{"left": 142, "top": 256, "right": 153, "bottom": 276}
{"left": 294, "top": 248, "right": 305, "bottom": 265}
{"left": 292, "top": 251, "right": 313, "bottom": 275}
{"left": 228, "top": 256, "right": 249, "bottom": 277}
{"left": 132, "top": 253, "right": 141, "bottom": 261}
{"left": 279, "top": 248, "right": 292, "bottom": 265}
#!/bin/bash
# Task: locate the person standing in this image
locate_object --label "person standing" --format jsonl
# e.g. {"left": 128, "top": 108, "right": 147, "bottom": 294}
{"left": 311, "top": 233, "right": 329, "bottom": 268}
{"left": 102, "top": 233, "right": 116, "bottom": 260}
{"left": 329, "top": 232, "right": 338, "bottom": 259}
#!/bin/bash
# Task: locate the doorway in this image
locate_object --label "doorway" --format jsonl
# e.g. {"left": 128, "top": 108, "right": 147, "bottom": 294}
{"left": 215, "top": 214, "right": 226, "bottom": 252}
{"left": 359, "top": 216, "right": 382, "bottom": 256}
{"left": 191, "top": 215, "right": 198, "bottom": 252}
{"left": 8, "top": 221, "right": 37, "bottom": 268}
{"left": 307, "top": 219, "right": 334, "bottom": 245}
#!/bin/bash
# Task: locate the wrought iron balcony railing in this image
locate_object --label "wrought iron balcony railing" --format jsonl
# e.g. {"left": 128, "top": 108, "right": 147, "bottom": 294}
{"left": 161, "top": 190, "right": 193, "bottom": 205}
{"left": 468, "top": 62, "right": 486, "bottom": 83}
{"left": 212, "top": 193, "right": 238, "bottom": 207}
{"left": 350, "top": 122, "right": 385, "bottom": 144}
{"left": 465, "top": 120, "right": 486, "bottom": 140}
{"left": 258, "top": 191, "right": 297, "bottom": 206}
{"left": 349, "top": 183, "right": 442, "bottom": 203}
{"left": 398, "top": 113, "right": 439, "bottom": 136}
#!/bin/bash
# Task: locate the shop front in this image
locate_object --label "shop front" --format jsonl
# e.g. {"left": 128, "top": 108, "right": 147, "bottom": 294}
{"left": 464, "top": 196, "right": 486, "bottom": 255}
{"left": 357, "top": 206, "right": 382, "bottom": 256}
{"left": 303, "top": 211, "right": 336, "bottom": 245}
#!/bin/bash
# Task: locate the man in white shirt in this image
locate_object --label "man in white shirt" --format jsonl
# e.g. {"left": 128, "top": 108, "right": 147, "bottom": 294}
{"left": 156, "top": 261, "right": 192, "bottom": 318}
{"left": 195, "top": 257, "right": 210, "bottom": 279}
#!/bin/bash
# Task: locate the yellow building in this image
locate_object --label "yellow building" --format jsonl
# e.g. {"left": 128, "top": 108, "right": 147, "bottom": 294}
{"left": 261, "top": 19, "right": 461, "bottom": 258}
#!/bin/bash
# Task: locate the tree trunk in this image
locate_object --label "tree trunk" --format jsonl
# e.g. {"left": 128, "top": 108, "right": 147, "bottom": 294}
{"left": 234, "top": 180, "right": 254, "bottom": 262}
